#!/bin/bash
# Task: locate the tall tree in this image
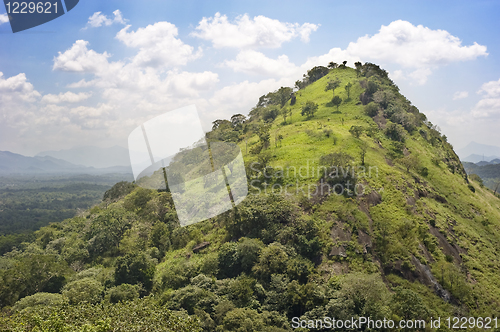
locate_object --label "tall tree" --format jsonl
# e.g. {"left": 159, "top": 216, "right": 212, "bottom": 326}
{"left": 345, "top": 82, "right": 353, "bottom": 99}
{"left": 331, "top": 95, "right": 342, "bottom": 112}
{"left": 273, "top": 87, "right": 293, "bottom": 108}
{"left": 327, "top": 61, "right": 338, "bottom": 69}
{"left": 354, "top": 61, "right": 363, "bottom": 77}
{"left": 230, "top": 114, "right": 246, "bottom": 128}
{"left": 325, "top": 78, "right": 341, "bottom": 98}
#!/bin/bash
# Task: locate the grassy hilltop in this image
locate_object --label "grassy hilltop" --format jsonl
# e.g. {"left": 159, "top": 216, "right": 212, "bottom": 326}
{"left": 1, "top": 63, "right": 500, "bottom": 331}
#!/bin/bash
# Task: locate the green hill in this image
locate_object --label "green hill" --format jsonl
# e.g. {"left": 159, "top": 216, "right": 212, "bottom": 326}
{"left": 2, "top": 63, "right": 500, "bottom": 331}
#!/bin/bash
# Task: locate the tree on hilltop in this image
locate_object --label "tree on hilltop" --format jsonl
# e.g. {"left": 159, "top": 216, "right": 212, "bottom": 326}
{"left": 328, "top": 62, "right": 338, "bottom": 69}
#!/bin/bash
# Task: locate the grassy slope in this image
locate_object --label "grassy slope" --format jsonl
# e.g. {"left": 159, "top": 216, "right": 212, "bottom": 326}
{"left": 237, "top": 67, "right": 500, "bottom": 314}
{"left": 154, "top": 67, "right": 500, "bottom": 318}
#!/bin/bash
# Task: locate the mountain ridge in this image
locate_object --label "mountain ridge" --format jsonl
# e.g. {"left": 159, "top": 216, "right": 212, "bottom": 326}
{"left": 0, "top": 150, "right": 132, "bottom": 175}
{"left": 36, "top": 145, "right": 130, "bottom": 169}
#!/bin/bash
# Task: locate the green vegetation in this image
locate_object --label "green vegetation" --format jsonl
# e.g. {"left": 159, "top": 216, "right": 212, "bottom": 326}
{"left": 0, "top": 174, "right": 132, "bottom": 255}
{"left": 463, "top": 161, "right": 500, "bottom": 193}
{"left": 1, "top": 63, "right": 500, "bottom": 331}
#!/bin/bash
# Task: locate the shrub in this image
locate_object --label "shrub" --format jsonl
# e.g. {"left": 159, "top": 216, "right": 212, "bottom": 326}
{"left": 106, "top": 283, "right": 140, "bottom": 303}
{"left": 12, "top": 293, "right": 66, "bottom": 313}
{"left": 103, "top": 181, "right": 137, "bottom": 201}
{"left": 364, "top": 102, "right": 378, "bottom": 117}
{"left": 384, "top": 122, "right": 406, "bottom": 142}
{"left": 301, "top": 101, "right": 319, "bottom": 118}
{"left": 114, "top": 253, "right": 156, "bottom": 294}
{"left": 62, "top": 277, "right": 104, "bottom": 304}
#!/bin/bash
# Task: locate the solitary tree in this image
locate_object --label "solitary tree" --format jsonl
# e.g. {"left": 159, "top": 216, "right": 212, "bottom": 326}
{"left": 349, "top": 125, "right": 363, "bottom": 138}
{"left": 281, "top": 108, "right": 287, "bottom": 124}
{"left": 328, "top": 61, "right": 338, "bottom": 69}
{"left": 359, "top": 141, "right": 368, "bottom": 165}
{"left": 354, "top": 61, "right": 363, "bottom": 77}
{"left": 345, "top": 82, "right": 353, "bottom": 99}
{"left": 325, "top": 78, "right": 341, "bottom": 98}
{"left": 301, "top": 101, "right": 319, "bottom": 118}
{"left": 230, "top": 114, "right": 246, "bottom": 128}
{"left": 399, "top": 154, "right": 419, "bottom": 172}
{"left": 273, "top": 87, "right": 293, "bottom": 108}
{"left": 331, "top": 95, "right": 342, "bottom": 112}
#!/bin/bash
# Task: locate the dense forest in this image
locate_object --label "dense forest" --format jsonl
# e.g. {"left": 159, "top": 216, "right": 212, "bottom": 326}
{"left": 0, "top": 174, "right": 132, "bottom": 255}
{"left": 1, "top": 63, "right": 500, "bottom": 331}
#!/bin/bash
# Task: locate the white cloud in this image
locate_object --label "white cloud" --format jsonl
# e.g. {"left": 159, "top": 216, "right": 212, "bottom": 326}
{"left": 53, "top": 40, "right": 113, "bottom": 73}
{"left": 192, "top": 12, "right": 318, "bottom": 49}
{"left": 208, "top": 77, "right": 291, "bottom": 119}
{"left": 0, "top": 13, "right": 9, "bottom": 25}
{"left": 478, "top": 78, "right": 500, "bottom": 97}
{"left": 223, "top": 50, "right": 299, "bottom": 77}
{"left": 453, "top": 91, "right": 468, "bottom": 100}
{"left": 390, "top": 70, "right": 405, "bottom": 81}
{"left": 408, "top": 68, "right": 432, "bottom": 85}
{"left": 472, "top": 78, "right": 500, "bottom": 118}
{"left": 346, "top": 20, "right": 487, "bottom": 68}
{"left": 0, "top": 72, "right": 41, "bottom": 135}
{"left": 0, "top": 72, "right": 40, "bottom": 102}
{"left": 116, "top": 22, "right": 202, "bottom": 68}
{"left": 300, "top": 47, "right": 360, "bottom": 71}
{"left": 83, "top": 10, "right": 127, "bottom": 29}
{"left": 305, "top": 20, "right": 487, "bottom": 85}
{"left": 42, "top": 91, "right": 91, "bottom": 104}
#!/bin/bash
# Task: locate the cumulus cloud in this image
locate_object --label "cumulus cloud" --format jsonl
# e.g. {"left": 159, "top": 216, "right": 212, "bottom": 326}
{"left": 83, "top": 10, "right": 127, "bottom": 29}
{"left": 453, "top": 91, "right": 468, "bottom": 100}
{"left": 0, "top": 13, "right": 9, "bottom": 25}
{"left": 42, "top": 91, "right": 91, "bottom": 104}
{"left": 472, "top": 78, "right": 500, "bottom": 118}
{"left": 346, "top": 20, "right": 487, "bottom": 67}
{"left": 0, "top": 72, "right": 41, "bottom": 136}
{"left": 223, "top": 50, "right": 299, "bottom": 77}
{"left": 0, "top": 72, "right": 40, "bottom": 102}
{"left": 220, "top": 20, "right": 487, "bottom": 85}
{"left": 116, "top": 22, "right": 202, "bottom": 68}
{"left": 53, "top": 40, "right": 113, "bottom": 73}
{"left": 208, "top": 77, "right": 291, "bottom": 119}
{"left": 192, "top": 12, "right": 318, "bottom": 48}
{"left": 342, "top": 20, "right": 488, "bottom": 84}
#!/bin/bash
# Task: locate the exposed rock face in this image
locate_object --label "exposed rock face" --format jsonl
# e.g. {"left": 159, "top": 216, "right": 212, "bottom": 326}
{"left": 192, "top": 241, "right": 210, "bottom": 253}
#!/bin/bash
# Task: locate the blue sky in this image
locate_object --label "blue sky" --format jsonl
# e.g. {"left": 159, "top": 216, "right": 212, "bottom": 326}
{"left": 1, "top": 0, "right": 499, "bottom": 156}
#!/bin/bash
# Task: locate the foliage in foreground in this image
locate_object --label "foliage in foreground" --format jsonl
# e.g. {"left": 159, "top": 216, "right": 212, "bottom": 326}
{"left": 0, "top": 297, "right": 201, "bottom": 332}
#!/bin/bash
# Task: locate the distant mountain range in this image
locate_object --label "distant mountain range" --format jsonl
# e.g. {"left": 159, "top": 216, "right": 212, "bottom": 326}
{"left": 0, "top": 150, "right": 132, "bottom": 175}
{"left": 36, "top": 145, "right": 131, "bottom": 169}
{"left": 457, "top": 142, "right": 500, "bottom": 162}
